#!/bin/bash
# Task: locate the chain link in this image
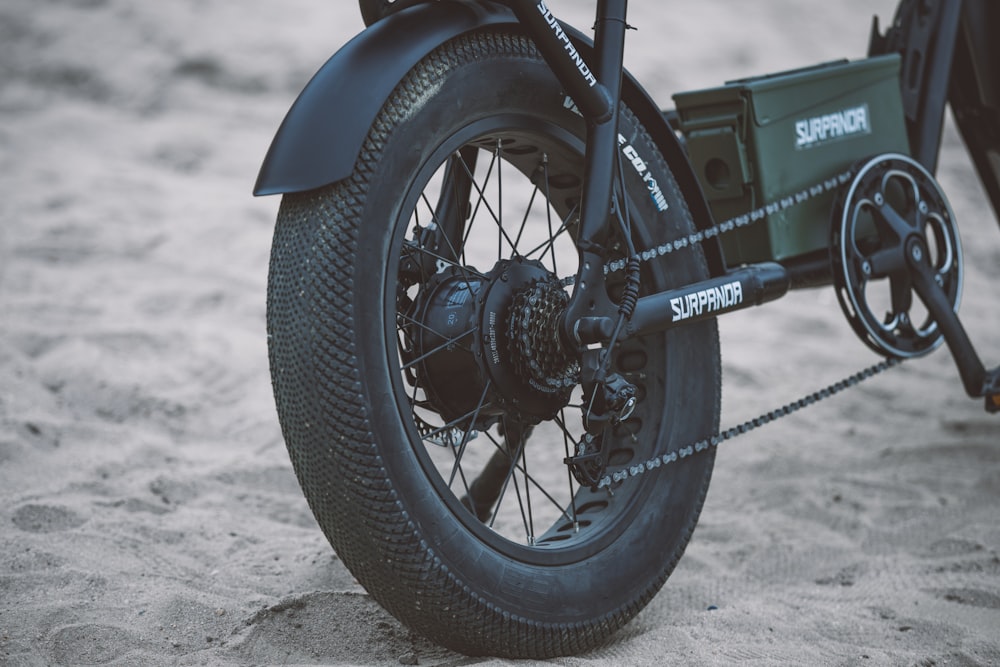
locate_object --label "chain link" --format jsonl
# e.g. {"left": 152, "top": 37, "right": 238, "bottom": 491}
{"left": 606, "top": 169, "right": 856, "bottom": 274}
{"left": 596, "top": 357, "right": 901, "bottom": 490}
{"left": 588, "top": 165, "right": 904, "bottom": 490}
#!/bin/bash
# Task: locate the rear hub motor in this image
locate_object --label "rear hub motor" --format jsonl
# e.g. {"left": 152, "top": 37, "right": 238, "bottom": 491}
{"left": 407, "top": 258, "right": 579, "bottom": 424}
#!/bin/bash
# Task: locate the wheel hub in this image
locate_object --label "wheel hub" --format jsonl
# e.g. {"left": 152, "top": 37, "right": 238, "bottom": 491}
{"left": 406, "top": 258, "right": 578, "bottom": 424}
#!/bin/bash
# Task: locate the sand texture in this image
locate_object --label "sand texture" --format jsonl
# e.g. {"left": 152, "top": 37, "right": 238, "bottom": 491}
{"left": 1, "top": 0, "right": 998, "bottom": 665}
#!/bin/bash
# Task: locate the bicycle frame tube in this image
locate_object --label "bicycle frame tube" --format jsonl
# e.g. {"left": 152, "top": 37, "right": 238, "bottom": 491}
{"left": 870, "top": 0, "right": 963, "bottom": 173}
{"left": 504, "top": 0, "right": 615, "bottom": 122}
{"left": 505, "top": 0, "right": 631, "bottom": 335}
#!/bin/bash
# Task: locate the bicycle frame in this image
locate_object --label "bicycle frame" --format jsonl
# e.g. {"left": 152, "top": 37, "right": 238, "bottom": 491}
{"left": 505, "top": 0, "right": 791, "bottom": 344}
{"left": 259, "top": 0, "right": 999, "bottom": 405}
{"left": 498, "top": 0, "right": 999, "bottom": 408}
{"left": 505, "top": 0, "right": 972, "bottom": 337}
{"left": 258, "top": 1, "right": 999, "bottom": 652}
{"left": 505, "top": 0, "right": 631, "bottom": 340}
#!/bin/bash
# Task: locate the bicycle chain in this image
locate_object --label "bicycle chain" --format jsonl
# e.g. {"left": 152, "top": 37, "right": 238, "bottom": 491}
{"left": 606, "top": 169, "right": 855, "bottom": 274}
{"left": 587, "top": 165, "right": 906, "bottom": 491}
{"left": 595, "top": 357, "right": 901, "bottom": 490}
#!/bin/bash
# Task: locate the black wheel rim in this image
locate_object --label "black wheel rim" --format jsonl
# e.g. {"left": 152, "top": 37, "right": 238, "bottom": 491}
{"left": 383, "top": 115, "right": 672, "bottom": 564}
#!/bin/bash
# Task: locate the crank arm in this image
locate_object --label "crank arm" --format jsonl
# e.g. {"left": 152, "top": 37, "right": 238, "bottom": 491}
{"left": 905, "top": 236, "right": 1000, "bottom": 411}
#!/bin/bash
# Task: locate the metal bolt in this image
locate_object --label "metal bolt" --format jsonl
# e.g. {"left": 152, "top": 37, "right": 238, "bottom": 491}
{"left": 918, "top": 200, "right": 929, "bottom": 215}
{"left": 911, "top": 245, "right": 923, "bottom": 262}
{"left": 874, "top": 192, "right": 884, "bottom": 206}
{"left": 619, "top": 397, "right": 637, "bottom": 422}
{"left": 861, "top": 260, "right": 872, "bottom": 276}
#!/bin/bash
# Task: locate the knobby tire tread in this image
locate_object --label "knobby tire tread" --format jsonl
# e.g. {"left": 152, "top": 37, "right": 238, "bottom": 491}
{"left": 267, "top": 29, "right": 718, "bottom": 658}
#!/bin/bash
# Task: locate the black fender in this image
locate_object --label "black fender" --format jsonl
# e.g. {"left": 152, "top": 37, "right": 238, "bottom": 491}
{"left": 253, "top": 0, "right": 724, "bottom": 274}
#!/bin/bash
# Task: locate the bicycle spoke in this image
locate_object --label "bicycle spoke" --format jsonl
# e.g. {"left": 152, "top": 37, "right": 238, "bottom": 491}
{"left": 397, "top": 326, "right": 477, "bottom": 372}
{"left": 512, "top": 182, "right": 538, "bottom": 255}
{"left": 456, "top": 141, "right": 520, "bottom": 258}
{"left": 485, "top": 424, "right": 528, "bottom": 530}
{"left": 391, "top": 118, "right": 666, "bottom": 551}
{"left": 478, "top": 426, "right": 576, "bottom": 528}
{"left": 402, "top": 237, "right": 490, "bottom": 281}
{"left": 446, "top": 381, "right": 494, "bottom": 490}
{"left": 510, "top": 452, "right": 533, "bottom": 543}
{"left": 556, "top": 410, "right": 580, "bottom": 529}
{"left": 519, "top": 205, "right": 577, "bottom": 267}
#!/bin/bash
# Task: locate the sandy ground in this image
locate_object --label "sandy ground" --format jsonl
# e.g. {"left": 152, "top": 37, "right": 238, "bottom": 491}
{"left": 1, "top": 1, "right": 998, "bottom": 665}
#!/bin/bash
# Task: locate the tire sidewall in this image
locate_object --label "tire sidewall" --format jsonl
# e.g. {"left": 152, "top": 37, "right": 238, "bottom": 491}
{"left": 344, "top": 32, "right": 718, "bottom": 630}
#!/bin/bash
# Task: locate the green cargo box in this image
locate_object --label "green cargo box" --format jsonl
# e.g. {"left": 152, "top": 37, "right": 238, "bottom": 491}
{"left": 673, "top": 54, "right": 910, "bottom": 265}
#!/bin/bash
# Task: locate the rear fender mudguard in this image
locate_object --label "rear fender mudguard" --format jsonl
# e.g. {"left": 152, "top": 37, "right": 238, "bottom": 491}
{"left": 253, "top": 1, "right": 509, "bottom": 196}
{"left": 253, "top": 0, "right": 724, "bottom": 274}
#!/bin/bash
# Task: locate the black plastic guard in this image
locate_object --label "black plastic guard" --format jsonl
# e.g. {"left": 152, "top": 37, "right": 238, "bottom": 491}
{"left": 253, "top": 1, "right": 511, "bottom": 196}
{"left": 253, "top": 0, "right": 723, "bottom": 274}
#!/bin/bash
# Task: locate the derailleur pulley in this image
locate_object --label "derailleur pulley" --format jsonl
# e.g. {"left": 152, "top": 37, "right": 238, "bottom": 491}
{"left": 565, "top": 348, "right": 639, "bottom": 489}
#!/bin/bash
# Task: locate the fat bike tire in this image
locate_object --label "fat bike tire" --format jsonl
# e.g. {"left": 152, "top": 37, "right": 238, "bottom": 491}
{"left": 266, "top": 29, "right": 721, "bottom": 658}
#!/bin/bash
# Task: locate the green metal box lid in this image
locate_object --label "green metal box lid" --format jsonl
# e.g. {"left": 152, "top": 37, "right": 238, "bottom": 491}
{"left": 672, "top": 54, "right": 909, "bottom": 264}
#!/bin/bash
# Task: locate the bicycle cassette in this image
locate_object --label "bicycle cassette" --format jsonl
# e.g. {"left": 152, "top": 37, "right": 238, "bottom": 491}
{"left": 831, "top": 153, "right": 963, "bottom": 359}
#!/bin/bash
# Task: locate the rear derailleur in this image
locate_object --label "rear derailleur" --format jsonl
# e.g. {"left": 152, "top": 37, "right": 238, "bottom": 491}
{"left": 565, "top": 348, "right": 637, "bottom": 489}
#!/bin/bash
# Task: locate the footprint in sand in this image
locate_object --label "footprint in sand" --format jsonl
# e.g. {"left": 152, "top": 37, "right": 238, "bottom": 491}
{"left": 49, "top": 624, "right": 144, "bottom": 666}
{"left": 236, "top": 592, "right": 457, "bottom": 665}
{"left": 929, "top": 587, "right": 1000, "bottom": 610}
{"left": 11, "top": 504, "right": 86, "bottom": 533}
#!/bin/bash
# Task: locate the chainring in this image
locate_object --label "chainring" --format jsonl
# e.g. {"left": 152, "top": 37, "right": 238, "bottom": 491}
{"left": 831, "top": 153, "right": 963, "bottom": 358}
